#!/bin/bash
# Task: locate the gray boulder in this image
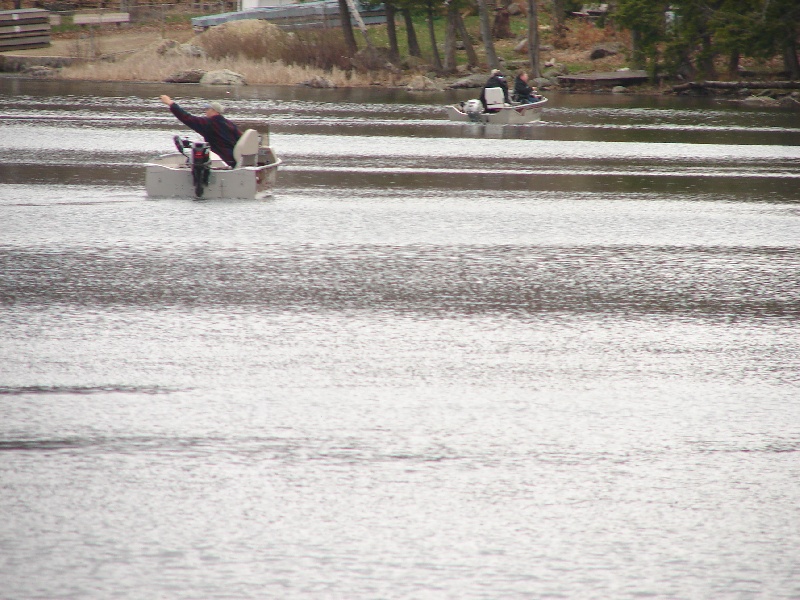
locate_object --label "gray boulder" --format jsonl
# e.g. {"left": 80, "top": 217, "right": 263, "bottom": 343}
{"left": 22, "top": 65, "right": 59, "bottom": 78}
{"left": 449, "top": 73, "right": 486, "bottom": 89}
{"left": 164, "top": 69, "right": 207, "bottom": 84}
{"left": 154, "top": 39, "right": 180, "bottom": 55}
{"left": 406, "top": 75, "right": 441, "bottom": 91}
{"left": 612, "top": 85, "right": 627, "bottom": 93}
{"left": 301, "top": 75, "right": 336, "bottom": 88}
{"left": 176, "top": 43, "right": 207, "bottom": 59}
{"left": 590, "top": 43, "right": 620, "bottom": 60}
{"left": 200, "top": 69, "right": 247, "bottom": 86}
{"left": 740, "top": 95, "right": 778, "bottom": 106}
{"left": 156, "top": 40, "right": 206, "bottom": 59}
{"left": 542, "top": 65, "right": 567, "bottom": 78}
{"left": 778, "top": 96, "right": 800, "bottom": 109}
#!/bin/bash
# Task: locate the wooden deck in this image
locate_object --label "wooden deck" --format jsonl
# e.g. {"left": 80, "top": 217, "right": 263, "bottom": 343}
{"left": 558, "top": 70, "right": 649, "bottom": 88}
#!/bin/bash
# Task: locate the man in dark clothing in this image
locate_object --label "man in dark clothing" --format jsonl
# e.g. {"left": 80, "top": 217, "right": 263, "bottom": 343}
{"left": 159, "top": 95, "right": 242, "bottom": 167}
{"left": 479, "top": 69, "right": 510, "bottom": 111}
{"left": 512, "top": 72, "right": 542, "bottom": 104}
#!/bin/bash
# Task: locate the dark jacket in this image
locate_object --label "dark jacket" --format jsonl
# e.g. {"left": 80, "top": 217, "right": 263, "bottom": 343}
{"left": 479, "top": 74, "right": 510, "bottom": 109}
{"left": 513, "top": 75, "right": 536, "bottom": 102}
{"left": 169, "top": 103, "right": 242, "bottom": 167}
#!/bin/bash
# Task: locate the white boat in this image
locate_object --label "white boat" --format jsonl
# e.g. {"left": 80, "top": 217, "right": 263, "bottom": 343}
{"left": 446, "top": 87, "right": 548, "bottom": 125}
{"left": 145, "top": 128, "right": 281, "bottom": 199}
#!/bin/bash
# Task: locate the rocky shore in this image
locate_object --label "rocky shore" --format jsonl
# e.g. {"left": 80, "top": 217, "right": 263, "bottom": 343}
{"left": 1, "top": 21, "right": 797, "bottom": 110}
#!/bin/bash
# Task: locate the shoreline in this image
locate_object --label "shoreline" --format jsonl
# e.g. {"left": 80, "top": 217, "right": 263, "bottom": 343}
{"left": 1, "top": 26, "right": 797, "bottom": 107}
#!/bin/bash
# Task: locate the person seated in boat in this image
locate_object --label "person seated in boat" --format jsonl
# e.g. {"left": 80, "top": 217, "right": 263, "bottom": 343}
{"left": 512, "top": 72, "right": 543, "bottom": 104}
{"left": 159, "top": 95, "right": 242, "bottom": 167}
{"left": 479, "top": 69, "right": 510, "bottom": 112}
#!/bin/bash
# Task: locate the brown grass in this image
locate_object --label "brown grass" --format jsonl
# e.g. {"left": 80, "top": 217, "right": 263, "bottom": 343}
{"left": 59, "top": 20, "right": 375, "bottom": 85}
{"left": 56, "top": 14, "right": 635, "bottom": 84}
{"left": 194, "top": 20, "right": 286, "bottom": 61}
{"left": 60, "top": 54, "right": 374, "bottom": 86}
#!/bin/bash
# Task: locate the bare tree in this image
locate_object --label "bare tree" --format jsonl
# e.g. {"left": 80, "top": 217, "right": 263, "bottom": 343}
{"left": 526, "top": 0, "right": 541, "bottom": 77}
{"left": 337, "top": 0, "right": 358, "bottom": 55}
{"left": 426, "top": 0, "right": 443, "bottom": 71}
{"left": 443, "top": 1, "right": 459, "bottom": 72}
{"left": 385, "top": 1, "right": 400, "bottom": 61}
{"left": 552, "top": 0, "right": 567, "bottom": 48}
{"left": 785, "top": 37, "right": 800, "bottom": 79}
{"left": 402, "top": 9, "right": 422, "bottom": 57}
{"left": 476, "top": 0, "right": 499, "bottom": 69}
{"left": 344, "top": 0, "right": 374, "bottom": 48}
{"left": 492, "top": 0, "right": 512, "bottom": 39}
{"left": 455, "top": 9, "right": 479, "bottom": 66}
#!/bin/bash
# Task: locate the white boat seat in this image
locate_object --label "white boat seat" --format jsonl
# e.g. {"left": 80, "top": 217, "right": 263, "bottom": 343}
{"left": 484, "top": 87, "right": 506, "bottom": 110}
{"left": 233, "top": 129, "right": 259, "bottom": 168}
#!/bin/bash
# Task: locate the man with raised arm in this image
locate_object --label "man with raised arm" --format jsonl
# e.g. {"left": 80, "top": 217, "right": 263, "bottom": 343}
{"left": 159, "top": 95, "right": 242, "bottom": 167}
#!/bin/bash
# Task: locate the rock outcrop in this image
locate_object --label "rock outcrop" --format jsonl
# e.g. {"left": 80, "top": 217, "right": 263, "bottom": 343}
{"left": 406, "top": 75, "right": 441, "bottom": 91}
{"left": 200, "top": 69, "right": 246, "bottom": 86}
{"left": 449, "top": 73, "right": 486, "bottom": 89}
{"left": 164, "top": 69, "right": 207, "bottom": 84}
{"left": 301, "top": 75, "right": 336, "bottom": 88}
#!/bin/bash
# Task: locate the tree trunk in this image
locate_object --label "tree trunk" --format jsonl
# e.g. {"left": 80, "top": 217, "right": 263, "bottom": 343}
{"left": 784, "top": 36, "right": 800, "bottom": 79}
{"left": 552, "top": 0, "right": 567, "bottom": 48}
{"left": 455, "top": 10, "right": 479, "bottom": 66}
{"left": 338, "top": 0, "right": 358, "bottom": 56}
{"left": 476, "top": 0, "right": 499, "bottom": 69}
{"left": 526, "top": 0, "right": 541, "bottom": 77}
{"left": 402, "top": 9, "right": 421, "bottom": 58}
{"left": 443, "top": 2, "right": 459, "bottom": 73}
{"left": 426, "top": 0, "right": 443, "bottom": 71}
{"left": 385, "top": 2, "right": 399, "bottom": 62}
{"left": 727, "top": 49, "right": 740, "bottom": 78}
{"left": 631, "top": 29, "right": 645, "bottom": 69}
{"left": 697, "top": 31, "right": 716, "bottom": 79}
{"left": 492, "top": 1, "right": 512, "bottom": 39}
{"left": 344, "top": 0, "right": 373, "bottom": 48}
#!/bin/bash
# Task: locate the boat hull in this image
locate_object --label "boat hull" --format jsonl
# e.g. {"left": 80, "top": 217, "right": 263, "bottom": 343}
{"left": 446, "top": 98, "right": 548, "bottom": 125}
{"left": 145, "top": 147, "right": 281, "bottom": 200}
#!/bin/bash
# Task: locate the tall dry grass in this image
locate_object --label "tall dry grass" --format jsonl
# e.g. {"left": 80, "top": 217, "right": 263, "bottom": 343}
{"left": 61, "top": 20, "right": 373, "bottom": 84}
{"left": 195, "top": 20, "right": 286, "bottom": 61}
{"left": 196, "top": 21, "right": 353, "bottom": 71}
{"left": 60, "top": 54, "right": 374, "bottom": 86}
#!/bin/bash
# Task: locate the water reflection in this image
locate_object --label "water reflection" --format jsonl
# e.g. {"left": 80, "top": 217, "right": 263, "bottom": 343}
{"left": 2, "top": 78, "right": 800, "bottom": 600}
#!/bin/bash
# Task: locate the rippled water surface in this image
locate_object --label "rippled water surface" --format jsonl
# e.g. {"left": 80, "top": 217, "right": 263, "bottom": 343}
{"left": 1, "top": 79, "right": 799, "bottom": 599}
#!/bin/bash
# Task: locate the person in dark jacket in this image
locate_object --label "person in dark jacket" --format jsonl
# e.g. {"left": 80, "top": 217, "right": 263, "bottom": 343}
{"left": 159, "top": 95, "right": 242, "bottom": 167}
{"left": 479, "top": 69, "right": 510, "bottom": 111}
{"left": 512, "top": 72, "right": 542, "bottom": 104}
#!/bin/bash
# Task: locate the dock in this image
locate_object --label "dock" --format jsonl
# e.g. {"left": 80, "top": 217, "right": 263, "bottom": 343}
{"left": 558, "top": 70, "right": 649, "bottom": 88}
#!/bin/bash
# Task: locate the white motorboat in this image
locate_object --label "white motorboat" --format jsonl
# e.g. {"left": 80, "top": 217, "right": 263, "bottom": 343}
{"left": 446, "top": 87, "right": 547, "bottom": 125}
{"left": 145, "top": 128, "right": 281, "bottom": 199}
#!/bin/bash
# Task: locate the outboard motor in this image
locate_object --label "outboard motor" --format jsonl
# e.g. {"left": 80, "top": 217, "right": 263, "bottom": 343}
{"left": 190, "top": 142, "right": 211, "bottom": 198}
{"left": 464, "top": 99, "right": 484, "bottom": 122}
{"left": 173, "top": 135, "right": 211, "bottom": 198}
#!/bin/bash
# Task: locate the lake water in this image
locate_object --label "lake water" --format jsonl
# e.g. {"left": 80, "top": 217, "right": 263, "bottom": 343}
{"left": 1, "top": 78, "right": 799, "bottom": 599}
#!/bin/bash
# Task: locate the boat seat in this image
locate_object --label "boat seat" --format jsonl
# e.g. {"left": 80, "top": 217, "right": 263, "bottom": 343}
{"left": 484, "top": 87, "right": 506, "bottom": 110}
{"left": 233, "top": 129, "right": 259, "bottom": 168}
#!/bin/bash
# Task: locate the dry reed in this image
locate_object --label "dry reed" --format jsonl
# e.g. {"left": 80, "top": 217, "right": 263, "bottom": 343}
{"left": 60, "top": 20, "right": 374, "bottom": 85}
{"left": 60, "top": 54, "right": 375, "bottom": 86}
